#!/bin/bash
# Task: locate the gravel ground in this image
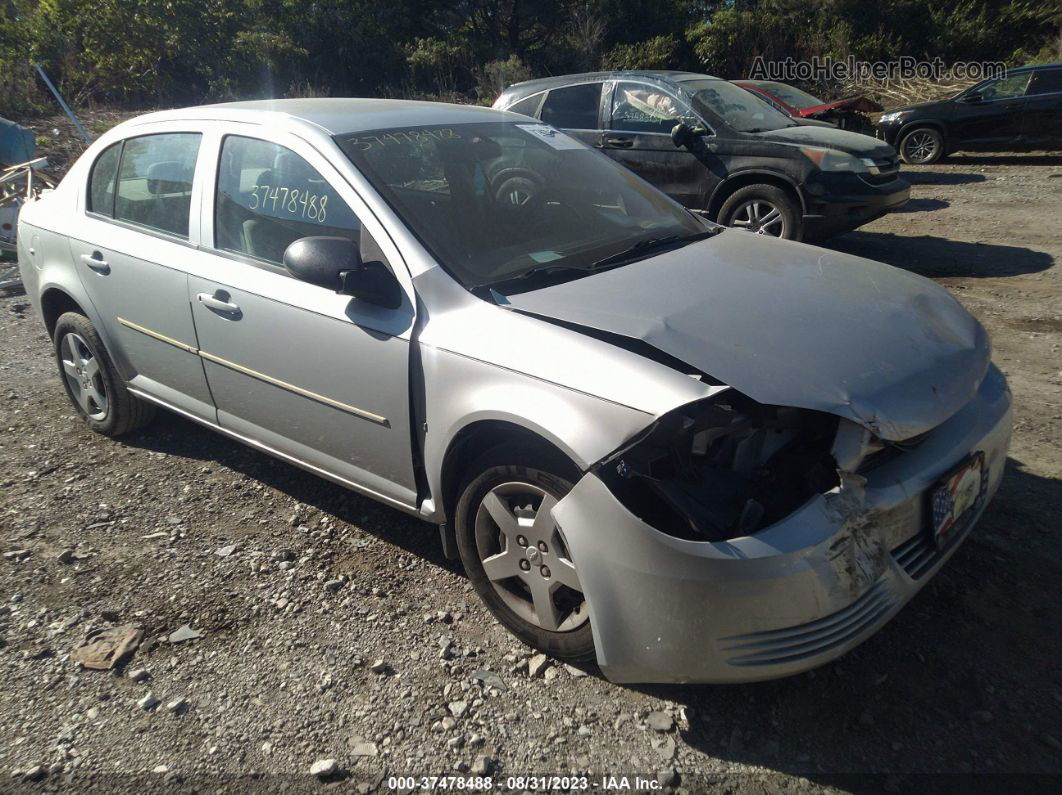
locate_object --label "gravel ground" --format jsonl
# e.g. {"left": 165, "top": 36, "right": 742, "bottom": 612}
{"left": 1, "top": 115, "right": 1061, "bottom": 792}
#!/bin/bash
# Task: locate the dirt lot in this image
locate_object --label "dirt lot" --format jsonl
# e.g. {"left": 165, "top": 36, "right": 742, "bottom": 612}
{"left": 2, "top": 115, "right": 1061, "bottom": 792}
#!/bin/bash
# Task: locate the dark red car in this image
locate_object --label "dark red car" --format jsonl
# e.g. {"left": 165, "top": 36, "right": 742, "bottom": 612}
{"left": 736, "top": 80, "right": 883, "bottom": 134}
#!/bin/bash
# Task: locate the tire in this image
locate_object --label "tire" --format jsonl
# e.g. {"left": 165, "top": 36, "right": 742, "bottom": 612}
{"left": 718, "top": 183, "right": 802, "bottom": 240}
{"left": 899, "top": 126, "right": 944, "bottom": 165}
{"left": 53, "top": 312, "right": 155, "bottom": 437}
{"left": 454, "top": 443, "right": 595, "bottom": 663}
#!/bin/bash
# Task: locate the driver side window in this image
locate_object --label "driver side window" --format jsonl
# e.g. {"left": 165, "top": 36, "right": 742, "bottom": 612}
{"left": 611, "top": 82, "right": 691, "bottom": 134}
{"left": 979, "top": 73, "right": 1032, "bottom": 100}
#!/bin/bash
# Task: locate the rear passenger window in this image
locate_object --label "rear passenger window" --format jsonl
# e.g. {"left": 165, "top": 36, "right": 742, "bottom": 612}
{"left": 215, "top": 136, "right": 361, "bottom": 266}
{"left": 87, "top": 142, "right": 121, "bottom": 217}
{"left": 1029, "top": 69, "right": 1062, "bottom": 96}
{"left": 539, "top": 83, "right": 602, "bottom": 129}
{"left": 115, "top": 133, "right": 201, "bottom": 238}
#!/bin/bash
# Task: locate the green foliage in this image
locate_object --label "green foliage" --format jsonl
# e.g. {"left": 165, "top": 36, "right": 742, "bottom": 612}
{"left": 0, "top": 0, "right": 1057, "bottom": 114}
{"left": 602, "top": 35, "right": 681, "bottom": 70}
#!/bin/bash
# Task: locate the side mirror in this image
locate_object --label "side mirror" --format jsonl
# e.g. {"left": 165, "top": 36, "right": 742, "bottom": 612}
{"left": 960, "top": 92, "right": 983, "bottom": 104}
{"left": 670, "top": 121, "right": 708, "bottom": 148}
{"left": 283, "top": 236, "right": 403, "bottom": 309}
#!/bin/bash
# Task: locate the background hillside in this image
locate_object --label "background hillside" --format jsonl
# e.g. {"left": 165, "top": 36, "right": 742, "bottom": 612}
{"left": 1, "top": 0, "right": 1060, "bottom": 115}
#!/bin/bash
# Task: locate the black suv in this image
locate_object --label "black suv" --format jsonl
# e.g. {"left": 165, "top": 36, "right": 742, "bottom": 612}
{"left": 494, "top": 70, "right": 909, "bottom": 241}
{"left": 877, "top": 62, "right": 1062, "bottom": 165}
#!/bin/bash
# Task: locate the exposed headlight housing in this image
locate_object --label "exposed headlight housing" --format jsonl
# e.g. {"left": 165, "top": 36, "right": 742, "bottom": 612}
{"left": 799, "top": 146, "right": 871, "bottom": 173}
{"left": 878, "top": 111, "right": 907, "bottom": 123}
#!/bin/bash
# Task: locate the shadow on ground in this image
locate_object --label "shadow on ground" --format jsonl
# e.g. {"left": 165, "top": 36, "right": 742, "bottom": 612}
{"left": 827, "top": 230, "right": 1053, "bottom": 278}
{"left": 946, "top": 153, "right": 1062, "bottom": 167}
{"left": 893, "top": 197, "right": 949, "bottom": 213}
{"left": 903, "top": 171, "right": 987, "bottom": 186}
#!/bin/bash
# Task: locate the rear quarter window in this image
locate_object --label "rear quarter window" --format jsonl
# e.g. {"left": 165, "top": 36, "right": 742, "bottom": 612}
{"left": 540, "top": 83, "right": 603, "bottom": 129}
{"left": 87, "top": 142, "right": 122, "bottom": 217}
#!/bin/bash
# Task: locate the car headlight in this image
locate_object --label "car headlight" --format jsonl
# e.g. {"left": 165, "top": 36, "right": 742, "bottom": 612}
{"left": 799, "top": 147, "right": 870, "bottom": 173}
{"left": 878, "top": 111, "right": 906, "bottom": 124}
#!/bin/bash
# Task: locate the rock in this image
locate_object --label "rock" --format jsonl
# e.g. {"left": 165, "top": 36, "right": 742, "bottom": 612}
{"left": 647, "top": 711, "right": 674, "bottom": 732}
{"left": 564, "top": 664, "right": 588, "bottom": 678}
{"left": 22, "top": 765, "right": 44, "bottom": 781}
{"left": 167, "top": 625, "right": 202, "bottom": 643}
{"left": 349, "top": 738, "right": 378, "bottom": 757}
{"left": 152, "top": 765, "right": 169, "bottom": 774}
{"left": 446, "top": 736, "right": 464, "bottom": 749}
{"left": 448, "top": 700, "right": 469, "bottom": 718}
{"left": 657, "top": 770, "right": 679, "bottom": 789}
{"left": 528, "top": 653, "right": 550, "bottom": 678}
{"left": 166, "top": 698, "right": 188, "bottom": 714}
{"left": 656, "top": 737, "right": 677, "bottom": 760}
{"left": 137, "top": 692, "right": 160, "bottom": 711}
{"left": 215, "top": 544, "right": 237, "bottom": 557}
{"left": 440, "top": 717, "right": 457, "bottom": 730}
{"left": 57, "top": 548, "right": 76, "bottom": 564}
{"left": 310, "top": 758, "right": 338, "bottom": 777}
{"left": 471, "top": 669, "right": 508, "bottom": 691}
{"left": 369, "top": 659, "right": 388, "bottom": 674}
{"left": 3, "top": 550, "right": 30, "bottom": 562}
{"left": 273, "top": 548, "right": 295, "bottom": 562}
{"left": 127, "top": 668, "right": 150, "bottom": 683}
{"left": 324, "top": 579, "right": 344, "bottom": 593}
{"left": 100, "top": 609, "right": 121, "bottom": 622}
{"left": 471, "top": 755, "right": 492, "bottom": 775}
{"left": 544, "top": 665, "right": 561, "bottom": 681}
{"left": 86, "top": 707, "right": 100, "bottom": 720}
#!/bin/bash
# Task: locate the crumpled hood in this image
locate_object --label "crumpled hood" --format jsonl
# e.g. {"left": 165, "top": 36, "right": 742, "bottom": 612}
{"left": 799, "top": 95, "right": 883, "bottom": 116}
{"left": 754, "top": 124, "right": 894, "bottom": 157}
{"left": 505, "top": 232, "right": 990, "bottom": 441}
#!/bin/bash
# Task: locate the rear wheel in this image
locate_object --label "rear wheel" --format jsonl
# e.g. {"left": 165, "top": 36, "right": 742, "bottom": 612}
{"left": 455, "top": 444, "right": 594, "bottom": 662}
{"left": 53, "top": 312, "right": 155, "bottom": 436}
{"left": 899, "top": 127, "right": 944, "bottom": 165}
{"left": 718, "top": 183, "right": 802, "bottom": 240}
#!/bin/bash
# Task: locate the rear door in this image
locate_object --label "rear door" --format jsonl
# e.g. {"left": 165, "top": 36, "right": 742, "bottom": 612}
{"left": 1021, "top": 67, "right": 1062, "bottom": 149}
{"left": 185, "top": 128, "right": 419, "bottom": 509}
{"left": 536, "top": 82, "right": 606, "bottom": 149}
{"left": 66, "top": 127, "right": 216, "bottom": 421}
{"left": 601, "top": 80, "right": 717, "bottom": 208}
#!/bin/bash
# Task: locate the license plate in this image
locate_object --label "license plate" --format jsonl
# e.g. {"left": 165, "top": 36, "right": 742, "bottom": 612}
{"left": 929, "top": 451, "right": 986, "bottom": 547}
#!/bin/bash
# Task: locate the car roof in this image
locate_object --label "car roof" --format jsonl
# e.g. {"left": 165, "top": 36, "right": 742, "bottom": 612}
{"left": 498, "top": 71, "right": 719, "bottom": 102}
{"left": 121, "top": 98, "right": 518, "bottom": 136}
{"left": 1008, "top": 61, "right": 1062, "bottom": 74}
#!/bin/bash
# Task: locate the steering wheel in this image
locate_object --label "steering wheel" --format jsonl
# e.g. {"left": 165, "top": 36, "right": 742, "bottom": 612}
{"left": 491, "top": 168, "right": 546, "bottom": 213}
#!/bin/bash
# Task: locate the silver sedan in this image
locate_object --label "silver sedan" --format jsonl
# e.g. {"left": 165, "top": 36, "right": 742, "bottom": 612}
{"left": 17, "top": 99, "right": 1011, "bottom": 683}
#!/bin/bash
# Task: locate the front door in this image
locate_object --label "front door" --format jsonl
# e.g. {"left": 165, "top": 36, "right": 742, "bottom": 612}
{"left": 601, "top": 81, "right": 718, "bottom": 209}
{"left": 66, "top": 129, "right": 216, "bottom": 422}
{"left": 186, "top": 131, "right": 419, "bottom": 509}
{"left": 950, "top": 73, "right": 1031, "bottom": 149}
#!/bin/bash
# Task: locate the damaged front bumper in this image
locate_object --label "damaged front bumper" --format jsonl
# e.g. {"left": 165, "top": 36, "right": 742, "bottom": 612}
{"left": 551, "top": 365, "right": 1012, "bottom": 684}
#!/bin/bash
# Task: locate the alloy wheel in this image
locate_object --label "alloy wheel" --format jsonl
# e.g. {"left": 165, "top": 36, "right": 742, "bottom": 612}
{"left": 903, "top": 131, "right": 939, "bottom": 164}
{"left": 60, "top": 332, "right": 108, "bottom": 420}
{"left": 473, "top": 481, "right": 588, "bottom": 632}
{"left": 730, "top": 199, "right": 786, "bottom": 236}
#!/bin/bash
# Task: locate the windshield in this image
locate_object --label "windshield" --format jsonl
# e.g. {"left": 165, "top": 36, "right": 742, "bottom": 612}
{"left": 753, "top": 81, "right": 823, "bottom": 109}
{"left": 681, "top": 79, "right": 797, "bottom": 132}
{"left": 335, "top": 122, "right": 706, "bottom": 292}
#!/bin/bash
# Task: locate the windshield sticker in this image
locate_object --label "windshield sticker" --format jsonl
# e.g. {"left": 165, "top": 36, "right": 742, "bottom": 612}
{"left": 528, "top": 250, "right": 564, "bottom": 263}
{"left": 344, "top": 128, "right": 459, "bottom": 151}
{"left": 515, "top": 124, "right": 583, "bottom": 150}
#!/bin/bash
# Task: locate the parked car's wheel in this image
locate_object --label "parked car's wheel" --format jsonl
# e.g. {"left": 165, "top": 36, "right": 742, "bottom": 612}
{"left": 455, "top": 444, "right": 594, "bottom": 662}
{"left": 718, "top": 184, "right": 802, "bottom": 240}
{"left": 53, "top": 312, "right": 155, "bottom": 436}
{"left": 899, "top": 127, "right": 944, "bottom": 165}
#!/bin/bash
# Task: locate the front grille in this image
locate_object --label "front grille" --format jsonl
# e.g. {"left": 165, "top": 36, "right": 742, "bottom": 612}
{"left": 720, "top": 581, "right": 896, "bottom": 667}
{"left": 861, "top": 155, "right": 901, "bottom": 185}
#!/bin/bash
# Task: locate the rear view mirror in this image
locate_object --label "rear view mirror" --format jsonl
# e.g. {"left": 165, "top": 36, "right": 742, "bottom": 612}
{"left": 671, "top": 121, "right": 708, "bottom": 148}
{"left": 283, "top": 236, "right": 403, "bottom": 309}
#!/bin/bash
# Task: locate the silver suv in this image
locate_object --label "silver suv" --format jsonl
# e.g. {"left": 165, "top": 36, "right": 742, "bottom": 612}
{"left": 17, "top": 99, "right": 1011, "bottom": 683}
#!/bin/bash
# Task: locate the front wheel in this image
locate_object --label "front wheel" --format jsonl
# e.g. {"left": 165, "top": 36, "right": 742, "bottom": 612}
{"left": 53, "top": 312, "right": 155, "bottom": 436}
{"left": 454, "top": 445, "right": 594, "bottom": 662}
{"left": 899, "top": 127, "right": 944, "bottom": 165}
{"left": 718, "top": 183, "right": 802, "bottom": 240}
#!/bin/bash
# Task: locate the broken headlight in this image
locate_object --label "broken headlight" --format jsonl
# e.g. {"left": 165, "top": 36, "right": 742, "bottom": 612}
{"left": 594, "top": 392, "right": 840, "bottom": 541}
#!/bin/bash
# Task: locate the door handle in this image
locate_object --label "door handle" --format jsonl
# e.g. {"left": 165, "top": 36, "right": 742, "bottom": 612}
{"left": 79, "top": 252, "right": 109, "bottom": 274}
{"left": 604, "top": 136, "right": 634, "bottom": 148}
{"left": 197, "top": 292, "right": 241, "bottom": 315}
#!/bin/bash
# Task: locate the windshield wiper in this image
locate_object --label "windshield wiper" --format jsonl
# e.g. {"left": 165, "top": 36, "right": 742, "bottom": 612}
{"left": 471, "top": 230, "right": 718, "bottom": 297}
{"left": 585, "top": 230, "right": 717, "bottom": 271}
